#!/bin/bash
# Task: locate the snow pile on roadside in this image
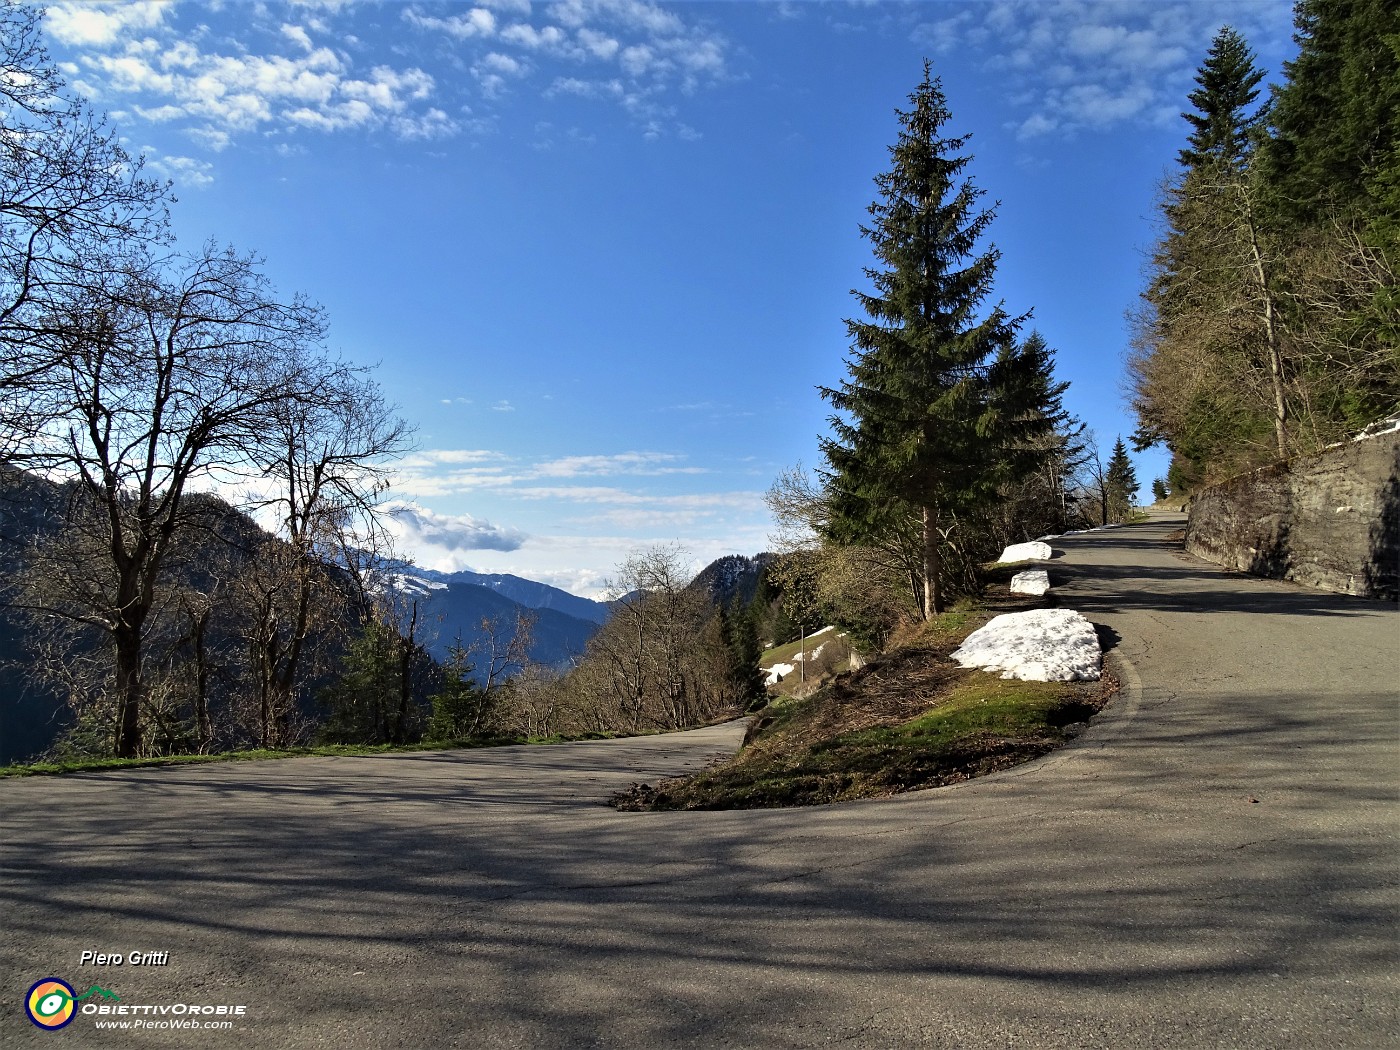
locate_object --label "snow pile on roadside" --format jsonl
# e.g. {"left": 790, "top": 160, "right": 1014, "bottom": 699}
{"left": 997, "top": 540, "right": 1052, "bottom": 563}
{"left": 1010, "top": 569, "right": 1050, "bottom": 596}
{"left": 951, "top": 609, "right": 1101, "bottom": 682}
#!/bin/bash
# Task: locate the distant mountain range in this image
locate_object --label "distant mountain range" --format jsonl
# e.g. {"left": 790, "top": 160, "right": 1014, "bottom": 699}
{"left": 393, "top": 565, "right": 610, "bottom": 624}
{"left": 387, "top": 565, "right": 603, "bottom": 675}
{"left": 0, "top": 463, "right": 771, "bottom": 763}
{"left": 391, "top": 556, "right": 777, "bottom": 674}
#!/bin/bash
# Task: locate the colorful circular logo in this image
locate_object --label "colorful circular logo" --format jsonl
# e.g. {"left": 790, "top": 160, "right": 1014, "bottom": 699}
{"left": 25, "top": 979, "right": 77, "bottom": 1030}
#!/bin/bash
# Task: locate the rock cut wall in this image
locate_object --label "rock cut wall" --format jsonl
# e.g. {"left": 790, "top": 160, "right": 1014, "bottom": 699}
{"left": 1186, "top": 425, "right": 1400, "bottom": 600}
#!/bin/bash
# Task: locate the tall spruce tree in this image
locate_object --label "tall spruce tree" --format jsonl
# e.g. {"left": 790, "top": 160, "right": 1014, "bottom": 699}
{"left": 1131, "top": 26, "right": 1286, "bottom": 472}
{"left": 1179, "top": 26, "right": 1265, "bottom": 172}
{"left": 1105, "top": 438, "right": 1140, "bottom": 522}
{"left": 1261, "top": 0, "right": 1400, "bottom": 228}
{"left": 820, "top": 63, "right": 1053, "bottom": 618}
{"left": 1262, "top": 0, "right": 1400, "bottom": 425}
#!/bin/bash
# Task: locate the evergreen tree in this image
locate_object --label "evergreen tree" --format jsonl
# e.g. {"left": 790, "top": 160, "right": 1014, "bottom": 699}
{"left": 427, "top": 640, "right": 496, "bottom": 741}
{"left": 1179, "top": 26, "right": 1265, "bottom": 172}
{"left": 820, "top": 63, "right": 1055, "bottom": 617}
{"left": 1261, "top": 0, "right": 1400, "bottom": 228}
{"left": 1105, "top": 438, "right": 1140, "bottom": 522}
{"left": 1257, "top": 0, "right": 1399, "bottom": 426}
{"left": 722, "top": 600, "right": 767, "bottom": 707}
{"left": 1130, "top": 26, "right": 1289, "bottom": 471}
{"left": 318, "top": 619, "right": 430, "bottom": 745}
{"left": 318, "top": 619, "right": 399, "bottom": 744}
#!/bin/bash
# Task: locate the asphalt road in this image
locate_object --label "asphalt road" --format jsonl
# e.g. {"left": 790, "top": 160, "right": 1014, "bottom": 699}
{"left": 3, "top": 513, "right": 1396, "bottom": 1048}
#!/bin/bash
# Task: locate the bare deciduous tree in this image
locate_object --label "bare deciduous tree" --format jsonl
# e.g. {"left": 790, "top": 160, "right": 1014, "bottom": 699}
{"left": 567, "top": 545, "right": 737, "bottom": 734}
{"left": 11, "top": 244, "right": 333, "bottom": 757}
{"left": 234, "top": 362, "right": 414, "bottom": 747}
{"left": 0, "top": 0, "right": 171, "bottom": 457}
{"left": 472, "top": 608, "right": 537, "bottom": 698}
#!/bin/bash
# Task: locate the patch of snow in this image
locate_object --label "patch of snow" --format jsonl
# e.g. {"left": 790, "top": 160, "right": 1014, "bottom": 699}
{"left": 1353, "top": 417, "right": 1400, "bottom": 442}
{"left": 391, "top": 573, "right": 448, "bottom": 596}
{"left": 951, "top": 609, "right": 1101, "bottom": 682}
{"left": 792, "top": 643, "right": 826, "bottom": 663}
{"left": 1010, "top": 569, "right": 1050, "bottom": 596}
{"left": 998, "top": 540, "right": 1052, "bottom": 563}
{"left": 764, "top": 662, "right": 795, "bottom": 686}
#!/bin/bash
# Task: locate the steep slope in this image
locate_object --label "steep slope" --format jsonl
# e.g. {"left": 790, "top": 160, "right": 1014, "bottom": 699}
{"left": 688, "top": 553, "right": 777, "bottom": 607}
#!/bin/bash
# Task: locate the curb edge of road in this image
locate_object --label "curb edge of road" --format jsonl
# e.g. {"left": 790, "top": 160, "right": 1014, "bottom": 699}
{"left": 1090, "top": 647, "right": 1145, "bottom": 748}
{"left": 911, "top": 644, "right": 1148, "bottom": 797}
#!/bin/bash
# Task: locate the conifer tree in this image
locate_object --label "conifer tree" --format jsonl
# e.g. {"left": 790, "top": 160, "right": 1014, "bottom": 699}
{"left": 1131, "top": 26, "right": 1289, "bottom": 469}
{"left": 820, "top": 63, "right": 1054, "bottom": 617}
{"left": 1178, "top": 26, "right": 1265, "bottom": 173}
{"left": 427, "top": 640, "right": 495, "bottom": 741}
{"left": 1105, "top": 438, "right": 1140, "bottom": 522}
{"left": 722, "top": 600, "right": 766, "bottom": 706}
{"left": 1261, "top": 0, "right": 1400, "bottom": 228}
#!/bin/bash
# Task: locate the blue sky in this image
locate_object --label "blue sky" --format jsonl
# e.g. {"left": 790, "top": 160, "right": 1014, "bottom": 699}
{"left": 40, "top": 0, "right": 1297, "bottom": 596}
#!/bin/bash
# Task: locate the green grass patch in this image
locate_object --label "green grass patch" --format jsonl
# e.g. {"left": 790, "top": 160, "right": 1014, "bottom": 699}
{"left": 615, "top": 602, "right": 1114, "bottom": 811}
{"left": 0, "top": 729, "right": 637, "bottom": 778}
{"left": 760, "top": 627, "right": 841, "bottom": 668}
{"left": 618, "top": 675, "right": 1099, "bottom": 810}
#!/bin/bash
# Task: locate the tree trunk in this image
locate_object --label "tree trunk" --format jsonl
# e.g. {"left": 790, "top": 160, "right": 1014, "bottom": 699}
{"left": 921, "top": 505, "right": 943, "bottom": 618}
{"left": 191, "top": 607, "right": 212, "bottom": 751}
{"left": 394, "top": 601, "right": 419, "bottom": 743}
{"left": 1241, "top": 186, "right": 1289, "bottom": 459}
{"left": 113, "top": 624, "right": 143, "bottom": 758}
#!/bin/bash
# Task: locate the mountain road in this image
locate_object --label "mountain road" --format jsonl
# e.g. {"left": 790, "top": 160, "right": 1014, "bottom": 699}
{"left": 2, "top": 511, "right": 1395, "bottom": 1048}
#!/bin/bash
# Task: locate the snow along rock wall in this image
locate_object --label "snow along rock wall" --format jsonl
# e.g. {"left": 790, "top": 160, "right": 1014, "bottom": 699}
{"left": 1185, "top": 425, "right": 1400, "bottom": 600}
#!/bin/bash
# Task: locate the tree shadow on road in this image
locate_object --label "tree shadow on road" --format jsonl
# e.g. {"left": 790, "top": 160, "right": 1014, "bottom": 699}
{"left": 1, "top": 682, "right": 1395, "bottom": 1046}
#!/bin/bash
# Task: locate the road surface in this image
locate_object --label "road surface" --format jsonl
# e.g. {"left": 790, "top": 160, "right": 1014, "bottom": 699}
{"left": 2, "top": 513, "right": 1396, "bottom": 1047}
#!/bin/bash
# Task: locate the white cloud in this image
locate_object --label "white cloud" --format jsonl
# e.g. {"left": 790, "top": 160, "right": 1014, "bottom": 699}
{"left": 479, "top": 52, "right": 524, "bottom": 76}
{"left": 508, "top": 486, "right": 761, "bottom": 511}
{"left": 547, "top": 76, "right": 624, "bottom": 99}
{"left": 387, "top": 503, "right": 528, "bottom": 553}
{"left": 576, "top": 27, "right": 619, "bottom": 60}
{"left": 403, "top": 6, "right": 498, "bottom": 40}
{"left": 401, "top": 0, "right": 729, "bottom": 129}
{"left": 394, "top": 449, "right": 714, "bottom": 501}
{"left": 619, "top": 43, "right": 654, "bottom": 77}
{"left": 281, "top": 24, "right": 313, "bottom": 52}
{"left": 134, "top": 103, "right": 185, "bottom": 122}
{"left": 395, "top": 107, "right": 461, "bottom": 140}
{"left": 916, "top": 0, "right": 1291, "bottom": 140}
{"left": 499, "top": 22, "right": 568, "bottom": 49}
{"left": 51, "top": 10, "right": 451, "bottom": 148}
{"left": 144, "top": 151, "right": 215, "bottom": 188}
{"left": 187, "top": 126, "right": 232, "bottom": 151}
{"left": 532, "top": 452, "right": 706, "bottom": 477}
{"left": 416, "top": 449, "right": 507, "bottom": 464}
{"left": 45, "top": 2, "right": 171, "bottom": 47}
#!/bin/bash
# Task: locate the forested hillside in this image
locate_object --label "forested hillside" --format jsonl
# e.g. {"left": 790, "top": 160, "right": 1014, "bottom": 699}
{"left": 1129, "top": 0, "right": 1398, "bottom": 490}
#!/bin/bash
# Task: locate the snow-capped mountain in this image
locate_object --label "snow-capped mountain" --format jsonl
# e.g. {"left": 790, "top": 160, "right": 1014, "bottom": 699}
{"left": 389, "top": 565, "right": 609, "bottom": 625}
